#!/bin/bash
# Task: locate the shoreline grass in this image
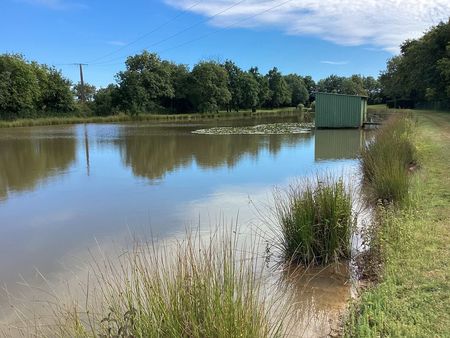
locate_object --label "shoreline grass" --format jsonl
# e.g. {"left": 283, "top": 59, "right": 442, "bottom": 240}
{"left": 274, "top": 176, "right": 354, "bottom": 266}
{"left": 345, "top": 110, "right": 450, "bottom": 336}
{"left": 0, "top": 108, "right": 304, "bottom": 129}
{"left": 7, "top": 229, "right": 288, "bottom": 337}
{"left": 360, "top": 114, "right": 417, "bottom": 204}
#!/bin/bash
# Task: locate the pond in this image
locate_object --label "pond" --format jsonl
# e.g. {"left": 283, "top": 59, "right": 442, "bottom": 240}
{"left": 0, "top": 116, "right": 368, "bottom": 335}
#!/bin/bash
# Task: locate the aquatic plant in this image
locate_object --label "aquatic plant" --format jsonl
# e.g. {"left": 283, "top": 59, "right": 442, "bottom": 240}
{"left": 274, "top": 176, "right": 354, "bottom": 265}
{"left": 21, "top": 229, "right": 286, "bottom": 338}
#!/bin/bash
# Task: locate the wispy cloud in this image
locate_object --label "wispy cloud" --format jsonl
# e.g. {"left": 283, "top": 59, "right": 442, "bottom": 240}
{"left": 107, "top": 40, "right": 127, "bottom": 46}
{"left": 320, "top": 60, "right": 348, "bottom": 65}
{"left": 18, "top": 0, "right": 87, "bottom": 10}
{"left": 164, "top": 0, "right": 450, "bottom": 53}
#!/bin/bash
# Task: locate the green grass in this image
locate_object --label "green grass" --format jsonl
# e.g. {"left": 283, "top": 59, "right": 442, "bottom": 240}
{"left": 274, "top": 176, "right": 354, "bottom": 265}
{"left": 0, "top": 108, "right": 303, "bottom": 128}
{"left": 17, "top": 229, "right": 287, "bottom": 338}
{"left": 345, "top": 111, "right": 450, "bottom": 337}
{"left": 360, "top": 114, "right": 417, "bottom": 204}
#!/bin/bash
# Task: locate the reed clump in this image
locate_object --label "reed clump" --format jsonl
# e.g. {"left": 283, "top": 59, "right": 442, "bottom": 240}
{"left": 275, "top": 177, "right": 354, "bottom": 265}
{"left": 360, "top": 114, "right": 417, "bottom": 204}
{"left": 38, "top": 230, "right": 285, "bottom": 338}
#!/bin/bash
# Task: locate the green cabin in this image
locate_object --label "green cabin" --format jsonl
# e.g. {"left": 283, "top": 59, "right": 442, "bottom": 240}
{"left": 315, "top": 92, "right": 368, "bottom": 128}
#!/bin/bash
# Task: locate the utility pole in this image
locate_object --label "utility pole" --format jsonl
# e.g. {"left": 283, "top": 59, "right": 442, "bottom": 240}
{"left": 77, "top": 63, "right": 88, "bottom": 102}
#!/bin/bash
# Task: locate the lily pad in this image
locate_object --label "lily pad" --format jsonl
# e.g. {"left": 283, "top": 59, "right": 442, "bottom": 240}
{"left": 192, "top": 123, "right": 314, "bottom": 135}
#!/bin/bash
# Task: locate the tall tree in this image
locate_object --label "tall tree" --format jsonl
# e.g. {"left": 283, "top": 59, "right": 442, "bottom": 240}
{"left": 284, "top": 74, "right": 309, "bottom": 106}
{"left": 117, "top": 51, "right": 175, "bottom": 114}
{"left": 266, "top": 67, "right": 291, "bottom": 108}
{"left": 249, "top": 67, "right": 270, "bottom": 108}
{"left": 73, "top": 82, "right": 97, "bottom": 102}
{"left": 188, "top": 61, "right": 231, "bottom": 113}
{"left": 223, "top": 60, "right": 244, "bottom": 111}
{"left": 380, "top": 20, "right": 450, "bottom": 108}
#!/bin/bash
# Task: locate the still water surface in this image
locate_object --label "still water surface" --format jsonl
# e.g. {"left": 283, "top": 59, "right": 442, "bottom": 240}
{"left": 0, "top": 117, "right": 366, "bottom": 333}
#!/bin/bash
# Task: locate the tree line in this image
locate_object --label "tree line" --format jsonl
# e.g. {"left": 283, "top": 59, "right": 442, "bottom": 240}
{"left": 380, "top": 20, "right": 449, "bottom": 109}
{"left": 1, "top": 20, "right": 448, "bottom": 120}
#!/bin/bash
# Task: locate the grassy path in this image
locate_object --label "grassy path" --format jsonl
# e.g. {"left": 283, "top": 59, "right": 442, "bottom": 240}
{"left": 346, "top": 111, "right": 450, "bottom": 337}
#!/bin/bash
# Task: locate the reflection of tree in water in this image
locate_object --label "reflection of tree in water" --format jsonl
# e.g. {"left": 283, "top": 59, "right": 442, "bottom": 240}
{"left": 118, "top": 130, "right": 311, "bottom": 180}
{"left": 0, "top": 135, "right": 76, "bottom": 200}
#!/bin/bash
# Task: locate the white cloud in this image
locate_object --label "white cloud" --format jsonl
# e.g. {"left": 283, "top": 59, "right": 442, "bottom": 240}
{"left": 320, "top": 60, "right": 348, "bottom": 65}
{"left": 164, "top": 0, "right": 450, "bottom": 53}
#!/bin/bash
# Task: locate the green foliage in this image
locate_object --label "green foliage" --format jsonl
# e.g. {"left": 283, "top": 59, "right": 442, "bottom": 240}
{"left": 284, "top": 74, "right": 309, "bottom": 106}
{"left": 93, "top": 84, "right": 120, "bottom": 116}
{"left": 0, "top": 54, "right": 74, "bottom": 119}
{"left": 267, "top": 67, "right": 291, "bottom": 108}
{"left": 116, "top": 51, "right": 177, "bottom": 115}
{"left": 317, "top": 74, "right": 368, "bottom": 96}
{"left": 360, "top": 114, "right": 417, "bottom": 204}
{"left": 380, "top": 20, "right": 450, "bottom": 108}
{"left": 73, "top": 82, "right": 96, "bottom": 102}
{"left": 275, "top": 177, "right": 354, "bottom": 265}
{"left": 188, "top": 61, "right": 231, "bottom": 113}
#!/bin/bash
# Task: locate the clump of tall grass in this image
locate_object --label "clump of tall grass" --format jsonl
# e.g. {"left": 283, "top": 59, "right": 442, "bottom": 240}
{"left": 23, "top": 229, "right": 286, "bottom": 338}
{"left": 274, "top": 176, "right": 354, "bottom": 266}
{"left": 360, "top": 114, "right": 416, "bottom": 204}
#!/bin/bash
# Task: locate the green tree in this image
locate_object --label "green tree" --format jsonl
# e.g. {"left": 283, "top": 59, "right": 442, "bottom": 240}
{"left": 93, "top": 84, "right": 120, "bottom": 116}
{"left": 380, "top": 20, "right": 450, "bottom": 108}
{"left": 223, "top": 60, "right": 243, "bottom": 111}
{"left": 0, "top": 54, "right": 40, "bottom": 119}
{"left": 73, "top": 82, "right": 97, "bottom": 102}
{"left": 117, "top": 51, "right": 175, "bottom": 114}
{"left": 284, "top": 74, "right": 309, "bottom": 106}
{"left": 266, "top": 67, "right": 291, "bottom": 108}
{"left": 301, "top": 75, "right": 316, "bottom": 103}
{"left": 240, "top": 72, "right": 260, "bottom": 110}
{"left": 33, "top": 64, "right": 74, "bottom": 113}
{"left": 249, "top": 67, "right": 270, "bottom": 108}
{"left": 317, "top": 75, "right": 344, "bottom": 94}
{"left": 188, "top": 61, "right": 231, "bottom": 113}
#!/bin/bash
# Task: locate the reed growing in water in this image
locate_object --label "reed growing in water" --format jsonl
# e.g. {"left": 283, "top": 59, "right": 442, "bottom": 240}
{"left": 19, "top": 230, "right": 286, "bottom": 338}
{"left": 360, "top": 114, "right": 416, "bottom": 204}
{"left": 274, "top": 177, "right": 354, "bottom": 265}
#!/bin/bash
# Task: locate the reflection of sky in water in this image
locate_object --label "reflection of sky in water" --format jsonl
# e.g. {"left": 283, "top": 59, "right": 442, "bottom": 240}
{"left": 0, "top": 121, "right": 363, "bottom": 316}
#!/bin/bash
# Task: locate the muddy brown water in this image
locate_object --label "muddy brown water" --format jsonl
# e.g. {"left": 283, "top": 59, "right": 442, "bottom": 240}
{"left": 0, "top": 117, "right": 367, "bottom": 336}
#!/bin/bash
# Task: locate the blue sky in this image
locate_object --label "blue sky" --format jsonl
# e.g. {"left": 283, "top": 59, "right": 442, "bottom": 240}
{"left": 1, "top": 0, "right": 448, "bottom": 88}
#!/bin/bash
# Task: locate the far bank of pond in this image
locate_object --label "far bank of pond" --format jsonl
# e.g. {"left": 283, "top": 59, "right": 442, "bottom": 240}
{"left": 0, "top": 108, "right": 310, "bottom": 128}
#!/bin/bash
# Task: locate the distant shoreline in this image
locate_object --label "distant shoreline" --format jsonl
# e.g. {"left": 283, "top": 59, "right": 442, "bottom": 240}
{"left": 0, "top": 108, "right": 308, "bottom": 128}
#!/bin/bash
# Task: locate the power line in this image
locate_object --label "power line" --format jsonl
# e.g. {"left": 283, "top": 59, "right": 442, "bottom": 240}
{"left": 88, "top": 0, "right": 203, "bottom": 64}
{"left": 89, "top": 0, "right": 295, "bottom": 68}
{"left": 158, "top": 0, "right": 295, "bottom": 55}
{"left": 90, "top": 0, "right": 247, "bottom": 65}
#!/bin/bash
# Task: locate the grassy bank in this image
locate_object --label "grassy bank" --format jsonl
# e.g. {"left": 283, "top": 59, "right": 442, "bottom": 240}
{"left": 0, "top": 108, "right": 304, "bottom": 128}
{"left": 346, "top": 111, "right": 450, "bottom": 336}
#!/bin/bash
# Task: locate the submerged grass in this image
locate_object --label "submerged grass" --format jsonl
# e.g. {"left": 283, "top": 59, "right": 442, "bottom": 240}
{"left": 360, "top": 114, "right": 417, "bottom": 204}
{"left": 274, "top": 176, "right": 354, "bottom": 266}
{"left": 345, "top": 111, "right": 450, "bottom": 336}
{"left": 9, "top": 229, "right": 286, "bottom": 337}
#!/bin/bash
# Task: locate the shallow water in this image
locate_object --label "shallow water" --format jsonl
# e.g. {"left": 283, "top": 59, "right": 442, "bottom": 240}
{"left": 0, "top": 117, "right": 367, "bottom": 335}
